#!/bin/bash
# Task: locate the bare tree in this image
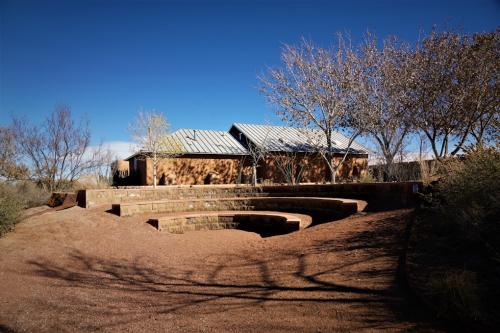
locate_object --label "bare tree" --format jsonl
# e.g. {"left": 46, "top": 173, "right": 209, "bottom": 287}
{"left": 245, "top": 136, "right": 268, "bottom": 186}
{"left": 270, "top": 150, "right": 311, "bottom": 184}
{"left": 354, "top": 34, "right": 413, "bottom": 180}
{"left": 463, "top": 30, "right": 500, "bottom": 146}
{"left": 129, "top": 110, "right": 182, "bottom": 188}
{"left": 259, "top": 36, "right": 367, "bottom": 183}
{"left": 407, "top": 29, "right": 500, "bottom": 158}
{"left": 11, "top": 106, "right": 110, "bottom": 191}
{"left": 410, "top": 31, "right": 474, "bottom": 159}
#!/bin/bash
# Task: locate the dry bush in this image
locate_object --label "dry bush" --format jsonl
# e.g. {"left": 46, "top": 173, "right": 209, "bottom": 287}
{"left": 418, "top": 147, "right": 500, "bottom": 287}
{"left": 430, "top": 147, "right": 500, "bottom": 252}
{"left": 412, "top": 147, "right": 500, "bottom": 328}
{"left": 359, "top": 169, "right": 376, "bottom": 183}
{"left": 17, "top": 181, "right": 51, "bottom": 208}
{"left": 429, "top": 270, "right": 481, "bottom": 321}
{"left": 0, "top": 181, "right": 51, "bottom": 236}
{"left": 371, "top": 161, "right": 422, "bottom": 182}
{"left": 0, "top": 183, "right": 24, "bottom": 236}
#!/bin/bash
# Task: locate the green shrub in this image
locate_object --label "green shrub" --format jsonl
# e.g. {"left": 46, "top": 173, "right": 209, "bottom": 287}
{"left": 0, "top": 181, "right": 51, "bottom": 236}
{"left": 0, "top": 183, "right": 24, "bottom": 236}
{"left": 431, "top": 147, "right": 500, "bottom": 252}
{"left": 414, "top": 147, "right": 500, "bottom": 328}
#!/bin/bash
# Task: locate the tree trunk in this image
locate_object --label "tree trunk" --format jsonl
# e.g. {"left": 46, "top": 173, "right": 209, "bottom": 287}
{"left": 325, "top": 132, "right": 336, "bottom": 184}
{"left": 153, "top": 153, "right": 157, "bottom": 189}
{"left": 329, "top": 154, "right": 336, "bottom": 184}
{"left": 252, "top": 164, "right": 257, "bottom": 186}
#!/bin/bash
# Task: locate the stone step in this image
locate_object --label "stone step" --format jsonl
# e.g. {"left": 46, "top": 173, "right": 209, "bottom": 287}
{"left": 113, "top": 197, "right": 367, "bottom": 219}
{"left": 149, "top": 210, "right": 312, "bottom": 234}
{"left": 86, "top": 187, "right": 267, "bottom": 208}
{"left": 81, "top": 182, "right": 421, "bottom": 209}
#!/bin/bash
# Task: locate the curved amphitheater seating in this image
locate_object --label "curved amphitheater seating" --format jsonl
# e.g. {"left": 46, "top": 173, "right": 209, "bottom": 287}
{"left": 81, "top": 183, "right": 420, "bottom": 235}
{"left": 85, "top": 187, "right": 268, "bottom": 208}
{"left": 82, "top": 183, "right": 421, "bottom": 210}
{"left": 113, "top": 196, "right": 367, "bottom": 221}
{"left": 101, "top": 187, "right": 373, "bottom": 235}
{"left": 149, "top": 211, "right": 312, "bottom": 235}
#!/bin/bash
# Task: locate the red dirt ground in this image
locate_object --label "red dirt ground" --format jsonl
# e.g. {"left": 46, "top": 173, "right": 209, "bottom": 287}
{"left": 0, "top": 206, "right": 445, "bottom": 333}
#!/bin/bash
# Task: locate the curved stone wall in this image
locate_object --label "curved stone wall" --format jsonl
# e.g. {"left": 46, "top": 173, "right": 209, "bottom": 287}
{"left": 149, "top": 211, "right": 312, "bottom": 237}
{"left": 114, "top": 196, "right": 366, "bottom": 223}
{"left": 80, "top": 182, "right": 421, "bottom": 210}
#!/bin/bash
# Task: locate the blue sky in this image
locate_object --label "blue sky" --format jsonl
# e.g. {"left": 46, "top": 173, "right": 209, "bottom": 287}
{"left": 1, "top": 0, "right": 499, "bottom": 157}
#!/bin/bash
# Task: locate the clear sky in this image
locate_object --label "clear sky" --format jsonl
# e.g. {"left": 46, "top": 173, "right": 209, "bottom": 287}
{"left": 1, "top": 0, "right": 499, "bottom": 157}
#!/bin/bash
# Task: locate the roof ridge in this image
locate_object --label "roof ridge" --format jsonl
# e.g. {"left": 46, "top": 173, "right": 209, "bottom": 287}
{"left": 173, "top": 128, "right": 227, "bottom": 133}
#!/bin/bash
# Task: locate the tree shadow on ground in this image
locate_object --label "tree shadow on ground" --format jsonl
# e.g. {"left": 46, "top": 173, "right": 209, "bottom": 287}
{"left": 308, "top": 211, "right": 447, "bottom": 330}
{"left": 23, "top": 212, "right": 446, "bottom": 332}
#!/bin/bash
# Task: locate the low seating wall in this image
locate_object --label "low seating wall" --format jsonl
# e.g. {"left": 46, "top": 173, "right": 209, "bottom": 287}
{"left": 82, "top": 186, "right": 262, "bottom": 208}
{"left": 79, "top": 182, "right": 421, "bottom": 210}
{"left": 113, "top": 197, "right": 366, "bottom": 222}
{"left": 150, "top": 211, "right": 312, "bottom": 234}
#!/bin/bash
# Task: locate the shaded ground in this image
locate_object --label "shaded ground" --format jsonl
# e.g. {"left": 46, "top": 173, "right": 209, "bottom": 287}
{"left": 407, "top": 211, "right": 500, "bottom": 331}
{"left": 0, "top": 206, "right": 445, "bottom": 332}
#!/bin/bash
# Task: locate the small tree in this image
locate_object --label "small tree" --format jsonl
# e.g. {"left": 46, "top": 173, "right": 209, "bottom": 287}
{"left": 129, "top": 110, "right": 182, "bottom": 188}
{"left": 11, "top": 106, "right": 110, "bottom": 191}
{"left": 270, "top": 150, "right": 310, "bottom": 184}
{"left": 245, "top": 136, "right": 268, "bottom": 186}
{"left": 299, "top": 128, "right": 366, "bottom": 183}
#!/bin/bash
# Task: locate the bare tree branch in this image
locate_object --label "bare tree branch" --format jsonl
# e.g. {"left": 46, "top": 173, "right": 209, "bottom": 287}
{"left": 11, "top": 106, "right": 109, "bottom": 191}
{"left": 129, "top": 110, "right": 183, "bottom": 188}
{"left": 259, "top": 35, "right": 368, "bottom": 183}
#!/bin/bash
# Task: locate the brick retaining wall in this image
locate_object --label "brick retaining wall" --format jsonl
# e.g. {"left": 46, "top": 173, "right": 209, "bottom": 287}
{"left": 78, "top": 182, "right": 421, "bottom": 211}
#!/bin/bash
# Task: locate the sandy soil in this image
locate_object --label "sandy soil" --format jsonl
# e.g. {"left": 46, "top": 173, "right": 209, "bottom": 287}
{"left": 0, "top": 206, "right": 445, "bottom": 333}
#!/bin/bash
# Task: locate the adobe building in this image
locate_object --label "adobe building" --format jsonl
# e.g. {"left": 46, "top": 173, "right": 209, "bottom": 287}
{"left": 124, "top": 129, "right": 251, "bottom": 185}
{"left": 119, "top": 123, "right": 369, "bottom": 186}
{"left": 230, "top": 123, "right": 369, "bottom": 183}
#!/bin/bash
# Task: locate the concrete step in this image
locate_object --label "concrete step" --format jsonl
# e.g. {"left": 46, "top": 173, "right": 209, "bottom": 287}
{"left": 113, "top": 197, "right": 367, "bottom": 220}
{"left": 149, "top": 210, "right": 313, "bottom": 234}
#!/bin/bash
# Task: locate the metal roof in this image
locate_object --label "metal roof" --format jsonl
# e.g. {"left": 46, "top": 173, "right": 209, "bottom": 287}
{"left": 124, "top": 123, "right": 370, "bottom": 161}
{"left": 172, "top": 128, "right": 247, "bottom": 155}
{"left": 231, "top": 123, "right": 369, "bottom": 154}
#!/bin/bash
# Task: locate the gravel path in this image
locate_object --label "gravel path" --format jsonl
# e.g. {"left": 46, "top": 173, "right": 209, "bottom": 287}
{"left": 0, "top": 206, "right": 444, "bottom": 333}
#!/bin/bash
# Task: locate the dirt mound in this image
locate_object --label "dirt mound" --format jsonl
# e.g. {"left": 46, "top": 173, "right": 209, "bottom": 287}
{"left": 0, "top": 207, "right": 444, "bottom": 332}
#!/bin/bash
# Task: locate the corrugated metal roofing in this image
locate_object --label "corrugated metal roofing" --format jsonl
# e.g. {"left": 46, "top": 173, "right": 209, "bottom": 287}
{"left": 172, "top": 129, "right": 247, "bottom": 155}
{"left": 124, "top": 123, "right": 370, "bottom": 161}
{"left": 231, "top": 123, "right": 369, "bottom": 154}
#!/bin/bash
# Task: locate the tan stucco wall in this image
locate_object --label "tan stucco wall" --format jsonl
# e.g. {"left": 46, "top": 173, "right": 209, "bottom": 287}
{"left": 131, "top": 153, "right": 368, "bottom": 186}
{"left": 259, "top": 154, "right": 368, "bottom": 184}
{"left": 336, "top": 155, "right": 369, "bottom": 179}
{"left": 143, "top": 155, "right": 251, "bottom": 185}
